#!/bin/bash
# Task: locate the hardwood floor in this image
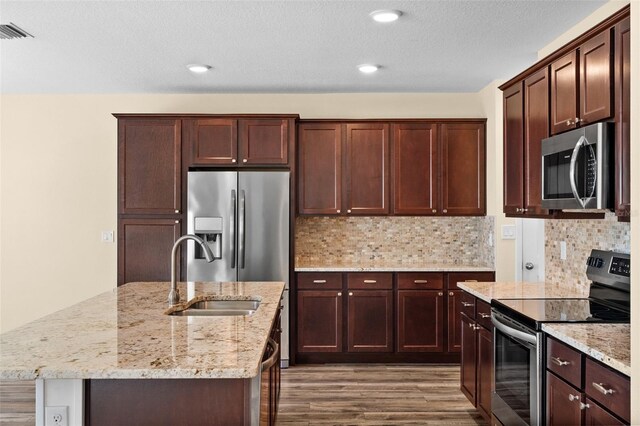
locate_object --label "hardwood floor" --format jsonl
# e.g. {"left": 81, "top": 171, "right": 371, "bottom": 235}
{"left": 0, "top": 365, "right": 484, "bottom": 425}
{"left": 277, "top": 364, "right": 486, "bottom": 425}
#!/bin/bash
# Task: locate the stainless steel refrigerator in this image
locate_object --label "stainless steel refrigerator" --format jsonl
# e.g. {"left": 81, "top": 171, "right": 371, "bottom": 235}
{"left": 187, "top": 171, "right": 290, "bottom": 367}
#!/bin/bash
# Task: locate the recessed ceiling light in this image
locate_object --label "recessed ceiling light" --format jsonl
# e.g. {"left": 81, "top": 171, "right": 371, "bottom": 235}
{"left": 370, "top": 10, "right": 402, "bottom": 23}
{"left": 186, "top": 64, "right": 212, "bottom": 73}
{"left": 358, "top": 64, "right": 380, "bottom": 74}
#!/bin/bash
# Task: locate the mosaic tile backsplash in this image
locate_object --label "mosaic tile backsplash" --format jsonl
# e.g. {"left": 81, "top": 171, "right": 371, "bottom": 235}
{"left": 295, "top": 216, "right": 495, "bottom": 268}
{"left": 545, "top": 212, "right": 630, "bottom": 290}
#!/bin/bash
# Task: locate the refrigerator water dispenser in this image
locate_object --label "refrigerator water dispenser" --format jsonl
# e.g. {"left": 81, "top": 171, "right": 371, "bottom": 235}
{"left": 194, "top": 217, "right": 223, "bottom": 259}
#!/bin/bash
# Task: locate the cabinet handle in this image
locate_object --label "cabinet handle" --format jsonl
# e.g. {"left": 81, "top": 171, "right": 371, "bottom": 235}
{"left": 568, "top": 394, "right": 580, "bottom": 402}
{"left": 479, "top": 313, "right": 491, "bottom": 319}
{"left": 348, "top": 292, "right": 353, "bottom": 296}
{"left": 414, "top": 280, "right": 429, "bottom": 284}
{"left": 232, "top": 159, "right": 237, "bottom": 163}
{"left": 443, "top": 209, "right": 448, "bottom": 213}
{"left": 347, "top": 209, "right": 352, "bottom": 213}
{"left": 438, "top": 292, "right": 443, "bottom": 296}
{"left": 243, "top": 159, "right": 248, "bottom": 163}
{"left": 363, "top": 280, "right": 377, "bottom": 284}
{"left": 551, "top": 357, "right": 569, "bottom": 366}
{"left": 449, "top": 292, "right": 454, "bottom": 296}
{"left": 462, "top": 302, "right": 474, "bottom": 307}
{"left": 337, "top": 292, "right": 342, "bottom": 296}
{"left": 592, "top": 382, "right": 614, "bottom": 395}
{"left": 313, "top": 280, "right": 327, "bottom": 284}
{"left": 579, "top": 402, "right": 590, "bottom": 410}
{"left": 432, "top": 209, "right": 437, "bottom": 213}
{"left": 464, "top": 280, "right": 478, "bottom": 282}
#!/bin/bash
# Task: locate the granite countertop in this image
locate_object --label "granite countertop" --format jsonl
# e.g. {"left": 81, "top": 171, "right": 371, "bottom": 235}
{"left": 456, "top": 281, "right": 589, "bottom": 303}
{"left": 0, "top": 281, "right": 284, "bottom": 380}
{"left": 542, "top": 323, "right": 631, "bottom": 377}
{"left": 295, "top": 263, "right": 494, "bottom": 272}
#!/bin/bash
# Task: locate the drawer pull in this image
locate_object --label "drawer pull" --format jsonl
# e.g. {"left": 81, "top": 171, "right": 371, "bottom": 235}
{"left": 462, "top": 302, "right": 474, "bottom": 307}
{"left": 312, "top": 280, "right": 327, "bottom": 284}
{"left": 592, "top": 382, "right": 614, "bottom": 395}
{"left": 363, "top": 280, "right": 377, "bottom": 284}
{"left": 579, "top": 402, "right": 590, "bottom": 410}
{"left": 464, "top": 280, "right": 478, "bottom": 282}
{"left": 414, "top": 280, "right": 429, "bottom": 284}
{"left": 551, "top": 357, "right": 569, "bottom": 366}
{"left": 479, "top": 313, "right": 491, "bottom": 319}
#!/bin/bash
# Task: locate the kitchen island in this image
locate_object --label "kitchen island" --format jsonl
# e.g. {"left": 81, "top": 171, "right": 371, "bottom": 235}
{"left": 0, "top": 281, "right": 284, "bottom": 425}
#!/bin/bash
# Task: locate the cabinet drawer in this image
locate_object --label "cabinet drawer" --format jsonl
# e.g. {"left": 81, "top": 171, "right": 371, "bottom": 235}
{"left": 447, "top": 272, "right": 495, "bottom": 289}
{"left": 585, "top": 358, "right": 630, "bottom": 423}
{"left": 397, "top": 272, "right": 443, "bottom": 290}
{"left": 460, "top": 291, "right": 476, "bottom": 318}
{"left": 546, "top": 337, "right": 583, "bottom": 388}
{"left": 297, "top": 273, "right": 342, "bottom": 290}
{"left": 475, "top": 299, "right": 492, "bottom": 329}
{"left": 347, "top": 273, "right": 393, "bottom": 290}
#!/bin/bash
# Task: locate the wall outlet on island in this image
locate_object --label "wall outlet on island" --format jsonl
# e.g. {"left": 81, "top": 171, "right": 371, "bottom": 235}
{"left": 45, "top": 405, "right": 68, "bottom": 426}
{"left": 560, "top": 241, "right": 567, "bottom": 260}
{"left": 101, "top": 230, "right": 114, "bottom": 243}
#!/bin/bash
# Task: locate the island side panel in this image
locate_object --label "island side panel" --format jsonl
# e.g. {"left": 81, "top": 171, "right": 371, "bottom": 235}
{"left": 84, "top": 378, "right": 252, "bottom": 426}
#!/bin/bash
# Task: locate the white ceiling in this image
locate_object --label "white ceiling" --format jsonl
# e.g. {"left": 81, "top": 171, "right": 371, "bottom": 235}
{"left": 0, "top": 0, "right": 607, "bottom": 94}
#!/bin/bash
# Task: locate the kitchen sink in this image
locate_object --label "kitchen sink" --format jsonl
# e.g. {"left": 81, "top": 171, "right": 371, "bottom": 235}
{"left": 168, "top": 299, "right": 260, "bottom": 316}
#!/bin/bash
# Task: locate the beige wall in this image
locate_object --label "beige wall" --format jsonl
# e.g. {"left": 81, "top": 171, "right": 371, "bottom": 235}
{"left": 0, "top": 93, "right": 488, "bottom": 332}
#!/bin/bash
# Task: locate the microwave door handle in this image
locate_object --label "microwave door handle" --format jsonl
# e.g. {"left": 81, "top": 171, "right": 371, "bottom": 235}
{"left": 230, "top": 190, "right": 236, "bottom": 269}
{"left": 491, "top": 315, "right": 537, "bottom": 346}
{"left": 569, "top": 136, "right": 587, "bottom": 208}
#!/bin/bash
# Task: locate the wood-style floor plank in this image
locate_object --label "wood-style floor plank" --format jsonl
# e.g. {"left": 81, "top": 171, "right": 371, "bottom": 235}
{"left": 0, "top": 381, "right": 35, "bottom": 426}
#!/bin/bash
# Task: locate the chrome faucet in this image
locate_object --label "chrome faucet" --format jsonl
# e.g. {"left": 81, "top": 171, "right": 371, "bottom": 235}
{"left": 168, "top": 234, "right": 215, "bottom": 306}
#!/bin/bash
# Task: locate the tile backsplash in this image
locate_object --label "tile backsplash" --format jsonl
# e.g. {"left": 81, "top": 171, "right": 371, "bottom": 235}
{"left": 295, "top": 216, "right": 495, "bottom": 268}
{"left": 545, "top": 212, "right": 630, "bottom": 289}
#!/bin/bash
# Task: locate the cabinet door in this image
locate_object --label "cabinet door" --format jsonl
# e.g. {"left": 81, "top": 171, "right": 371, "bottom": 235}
{"left": 447, "top": 290, "right": 462, "bottom": 352}
{"left": 503, "top": 83, "right": 524, "bottom": 215}
{"left": 584, "top": 398, "right": 625, "bottom": 426}
{"left": 477, "top": 326, "right": 493, "bottom": 421}
{"left": 118, "top": 218, "right": 182, "bottom": 285}
{"left": 345, "top": 123, "right": 390, "bottom": 215}
{"left": 397, "top": 290, "right": 444, "bottom": 352}
{"left": 239, "top": 119, "right": 288, "bottom": 165}
{"left": 298, "top": 123, "right": 342, "bottom": 215}
{"left": 524, "top": 68, "right": 551, "bottom": 216}
{"left": 580, "top": 29, "right": 613, "bottom": 125}
{"left": 186, "top": 118, "right": 238, "bottom": 165}
{"left": 297, "top": 290, "right": 343, "bottom": 352}
{"left": 392, "top": 122, "right": 438, "bottom": 214}
{"left": 460, "top": 313, "right": 477, "bottom": 405}
{"left": 347, "top": 290, "right": 393, "bottom": 352}
{"left": 118, "top": 119, "right": 182, "bottom": 215}
{"left": 546, "top": 371, "right": 583, "bottom": 426}
{"left": 551, "top": 50, "right": 579, "bottom": 135}
{"left": 614, "top": 18, "right": 631, "bottom": 218}
{"left": 440, "top": 122, "right": 485, "bottom": 215}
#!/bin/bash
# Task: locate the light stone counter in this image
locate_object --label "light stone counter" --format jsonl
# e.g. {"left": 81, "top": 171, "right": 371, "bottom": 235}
{"left": 295, "top": 264, "right": 495, "bottom": 272}
{"left": 541, "top": 323, "right": 630, "bottom": 376}
{"left": 456, "top": 281, "right": 589, "bottom": 303}
{"left": 0, "top": 281, "right": 284, "bottom": 380}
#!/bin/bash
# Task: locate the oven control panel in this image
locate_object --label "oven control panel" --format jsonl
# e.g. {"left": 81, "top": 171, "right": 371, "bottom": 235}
{"left": 609, "top": 257, "right": 630, "bottom": 278}
{"left": 586, "top": 249, "right": 630, "bottom": 290}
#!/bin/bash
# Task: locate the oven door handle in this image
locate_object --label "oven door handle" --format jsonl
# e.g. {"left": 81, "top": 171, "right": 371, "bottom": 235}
{"left": 569, "top": 136, "right": 587, "bottom": 208}
{"left": 491, "top": 315, "right": 537, "bottom": 346}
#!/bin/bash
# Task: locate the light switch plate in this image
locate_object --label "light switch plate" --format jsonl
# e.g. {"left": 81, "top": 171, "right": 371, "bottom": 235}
{"left": 501, "top": 225, "right": 516, "bottom": 240}
{"left": 560, "top": 241, "right": 567, "bottom": 260}
{"left": 101, "top": 231, "right": 114, "bottom": 243}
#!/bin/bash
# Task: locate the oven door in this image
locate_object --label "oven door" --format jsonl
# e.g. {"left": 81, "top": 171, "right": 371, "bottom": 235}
{"left": 492, "top": 311, "right": 542, "bottom": 426}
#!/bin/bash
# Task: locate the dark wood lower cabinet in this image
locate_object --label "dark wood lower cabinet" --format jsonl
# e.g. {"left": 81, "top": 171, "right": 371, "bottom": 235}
{"left": 397, "top": 290, "right": 443, "bottom": 352}
{"left": 447, "top": 290, "right": 462, "bottom": 352}
{"left": 476, "top": 326, "right": 493, "bottom": 420}
{"left": 547, "top": 371, "right": 583, "bottom": 426}
{"left": 460, "top": 313, "right": 477, "bottom": 405}
{"left": 584, "top": 398, "right": 625, "bottom": 425}
{"left": 348, "top": 290, "right": 393, "bottom": 352}
{"left": 297, "top": 290, "right": 342, "bottom": 353}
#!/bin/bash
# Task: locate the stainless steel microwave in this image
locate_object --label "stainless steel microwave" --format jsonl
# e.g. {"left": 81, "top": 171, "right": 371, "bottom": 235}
{"left": 541, "top": 122, "right": 613, "bottom": 210}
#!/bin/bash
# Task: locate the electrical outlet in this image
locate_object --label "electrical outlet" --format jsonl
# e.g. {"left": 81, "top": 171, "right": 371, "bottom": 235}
{"left": 501, "top": 225, "right": 516, "bottom": 240}
{"left": 560, "top": 241, "right": 567, "bottom": 260}
{"left": 45, "top": 406, "right": 68, "bottom": 426}
{"left": 101, "top": 230, "right": 114, "bottom": 243}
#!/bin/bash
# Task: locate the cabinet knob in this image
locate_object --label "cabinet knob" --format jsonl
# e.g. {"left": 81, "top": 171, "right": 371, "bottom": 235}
{"left": 432, "top": 209, "right": 437, "bottom": 213}
{"left": 449, "top": 291, "right": 454, "bottom": 296}
{"left": 337, "top": 292, "right": 342, "bottom": 296}
{"left": 443, "top": 209, "right": 448, "bottom": 213}
{"left": 348, "top": 292, "right": 353, "bottom": 296}
{"left": 566, "top": 119, "right": 572, "bottom": 126}
{"left": 579, "top": 402, "right": 590, "bottom": 410}
{"left": 174, "top": 220, "right": 180, "bottom": 224}
{"left": 337, "top": 210, "right": 341, "bottom": 213}
{"left": 568, "top": 394, "right": 580, "bottom": 402}
{"left": 243, "top": 159, "right": 248, "bottom": 163}
{"left": 232, "top": 159, "right": 237, "bottom": 163}
{"left": 575, "top": 117, "right": 582, "bottom": 124}
{"left": 174, "top": 209, "right": 180, "bottom": 214}
{"left": 438, "top": 292, "right": 443, "bottom": 296}
{"left": 347, "top": 209, "right": 351, "bottom": 213}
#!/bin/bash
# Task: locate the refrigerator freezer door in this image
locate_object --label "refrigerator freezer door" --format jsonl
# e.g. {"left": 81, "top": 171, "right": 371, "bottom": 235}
{"left": 238, "top": 172, "right": 290, "bottom": 288}
{"left": 187, "top": 171, "right": 237, "bottom": 282}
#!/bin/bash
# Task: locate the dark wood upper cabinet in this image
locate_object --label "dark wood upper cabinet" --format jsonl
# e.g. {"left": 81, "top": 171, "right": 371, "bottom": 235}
{"left": 118, "top": 119, "right": 182, "bottom": 215}
{"left": 186, "top": 118, "right": 238, "bottom": 165}
{"left": 392, "top": 123, "right": 438, "bottom": 214}
{"left": 441, "top": 122, "right": 486, "bottom": 215}
{"left": 397, "top": 290, "right": 444, "bottom": 352}
{"left": 239, "top": 119, "right": 289, "bottom": 165}
{"left": 297, "top": 123, "right": 342, "bottom": 215}
{"left": 297, "top": 290, "right": 343, "bottom": 353}
{"left": 345, "top": 123, "right": 390, "bottom": 215}
{"left": 503, "top": 83, "right": 524, "bottom": 215}
{"left": 551, "top": 51, "right": 579, "bottom": 135}
{"left": 524, "top": 68, "right": 551, "bottom": 215}
{"left": 579, "top": 29, "right": 613, "bottom": 125}
{"left": 347, "top": 290, "right": 393, "bottom": 352}
{"left": 118, "top": 218, "right": 182, "bottom": 285}
{"left": 614, "top": 18, "right": 630, "bottom": 219}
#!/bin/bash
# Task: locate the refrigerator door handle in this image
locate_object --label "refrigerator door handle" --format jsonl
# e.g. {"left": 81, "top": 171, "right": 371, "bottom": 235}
{"left": 239, "top": 190, "right": 246, "bottom": 269}
{"left": 230, "top": 189, "right": 236, "bottom": 269}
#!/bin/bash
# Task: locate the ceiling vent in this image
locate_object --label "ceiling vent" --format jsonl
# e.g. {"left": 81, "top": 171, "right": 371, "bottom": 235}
{"left": 0, "top": 23, "right": 34, "bottom": 40}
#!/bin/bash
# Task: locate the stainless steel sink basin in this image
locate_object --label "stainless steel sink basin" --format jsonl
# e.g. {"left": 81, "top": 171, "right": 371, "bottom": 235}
{"left": 169, "top": 299, "right": 260, "bottom": 316}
